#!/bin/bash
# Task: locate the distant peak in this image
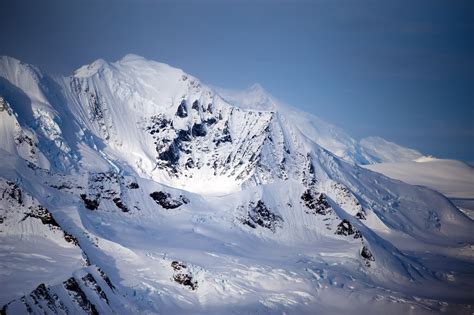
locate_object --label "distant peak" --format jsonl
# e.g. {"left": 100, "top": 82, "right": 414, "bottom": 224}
{"left": 248, "top": 83, "right": 265, "bottom": 92}
{"left": 117, "top": 53, "right": 147, "bottom": 63}
{"left": 245, "top": 83, "right": 273, "bottom": 103}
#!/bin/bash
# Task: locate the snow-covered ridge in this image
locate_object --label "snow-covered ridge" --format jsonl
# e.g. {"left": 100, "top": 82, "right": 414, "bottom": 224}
{"left": 216, "top": 84, "right": 425, "bottom": 165}
{"left": 0, "top": 54, "right": 473, "bottom": 314}
{"left": 359, "top": 136, "right": 424, "bottom": 163}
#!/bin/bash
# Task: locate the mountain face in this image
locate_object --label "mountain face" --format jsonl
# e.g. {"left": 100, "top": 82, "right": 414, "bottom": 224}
{"left": 0, "top": 55, "right": 472, "bottom": 314}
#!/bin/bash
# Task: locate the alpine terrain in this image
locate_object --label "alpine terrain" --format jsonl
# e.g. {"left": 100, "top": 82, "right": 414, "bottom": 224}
{"left": 0, "top": 54, "right": 473, "bottom": 314}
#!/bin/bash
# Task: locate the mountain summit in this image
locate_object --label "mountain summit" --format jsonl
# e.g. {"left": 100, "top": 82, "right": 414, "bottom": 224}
{"left": 0, "top": 55, "right": 472, "bottom": 314}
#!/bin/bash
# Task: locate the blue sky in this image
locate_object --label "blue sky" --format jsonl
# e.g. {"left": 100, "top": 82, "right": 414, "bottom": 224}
{"left": 1, "top": 0, "right": 473, "bottom": 161}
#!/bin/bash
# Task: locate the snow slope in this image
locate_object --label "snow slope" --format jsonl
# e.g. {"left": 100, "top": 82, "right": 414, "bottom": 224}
{"left": 364, "top": 158, "right": 474, "bottom": 199}
{"left": 0, "top": 55, "right": 473, "bottom": 314}
{"left": 364, "top": 158, "right": 474, "bottom": 220}
{"left": 359, "top": 136, "right": 424, "bottom": 163}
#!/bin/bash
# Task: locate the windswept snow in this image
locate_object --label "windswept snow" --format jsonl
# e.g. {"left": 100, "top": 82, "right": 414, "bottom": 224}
{"left": 364, "top": 158, "right": 474, "bottom": 199}
{"left": 359, "top": 136, "right": 424, "bottom": 163}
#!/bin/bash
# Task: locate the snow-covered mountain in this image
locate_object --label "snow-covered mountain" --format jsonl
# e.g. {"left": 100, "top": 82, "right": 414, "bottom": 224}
{"left": 0, "top": 55, "right": 473, "bottom": 314}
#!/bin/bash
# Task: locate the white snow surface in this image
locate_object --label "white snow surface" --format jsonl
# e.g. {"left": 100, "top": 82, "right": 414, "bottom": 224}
{"left": 0, "top": 55, "right": 473, "bottom": 314}
{"left": 364, "top": 158, "right": 474, "bottom": 220}
{"left": 364, "top": 158, "right": 474, "bottom": 199}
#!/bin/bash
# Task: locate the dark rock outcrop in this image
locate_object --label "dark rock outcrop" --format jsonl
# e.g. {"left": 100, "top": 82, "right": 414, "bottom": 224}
{"left": 80, "top": 194, "right": 100, "bottom": 210}
{"left": 1, "top": 266, "right": 118, "bottom": 314}
{"left": 173, "top": 273, "right": 198, "bottom": 291}
{"left": 127, "top": 182, "right": 139, "bottom": 189}
{"left": 192, "top": 100, "right": 199, "bottom": 111}
{"left": 176, "top": 100, "right": 188, "bottom": 118}
{"left": 159, "top": 141, "right": 180, "bottom": 166}
{"left": 63, "top": 277, "right": 99, "bottom": 315}
{"left": 171, "top": 261, "right": 187, "bottom": 271}
{"left": 335, "top": 219, "right": 362, "bottom": 239}
{"left": 301, "top": 190, "right": 331, "bottom": 215}
{"left": 20, "top": 203, "right": 79, "bottom": 246}
{"left": 113, "top": 197, "right": 129, "bottom": 212}
{"left": 191, "top": 123, "right": 207, "bottom": 137}
{"left": 149, "top": 191, "right": 189, "bottom": 209}
{"left": 3, "top": 182, "right": 23, "bottom": 204}
{"left": 242, "top": 200, "right": 283, "bottom": 232}
{"left": 355, "top": 210, "right": 367, "bottom": 220}
{"left": 176, "top": 129, "right": 192, "bottom": 142}
{"left": 170, "top": 261, "right": 197, "bottom": 290}
{"left": 361, "top": 245, "right": 375, "bottom": 266}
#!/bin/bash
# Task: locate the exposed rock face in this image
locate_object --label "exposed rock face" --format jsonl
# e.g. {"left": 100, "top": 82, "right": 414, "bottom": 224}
{"left": 149, "top": 191, "right": 189, "bottom": 209}
{"left": 127, "top": 182, "right": 139, "bottom": 189}
{"left": 298, "top": 182, "right": 372, "bottom": 266}
{"left": 23, "top": 283, "right": 69, "bottom": 314}
{"left": 176, "top": 100, "right": 188, "bottom": 118}
{"left": 335, "top": 219, "right": 362, "bottom": 239}
{"left": 81, "top": 194, "right": 100, "bottom": 210}
{"left": 1, "top": 180, "right": 78, "bottom": 246}
{"left": 170, "top": 261, "right": 197, "bottom": 290}
{"left": 242, "top": 200, "right": 283, "bottom": 232}
{"left": 1, "top": 266, "right": 122, "bottom": 315}
{"left": 361, "top": 246, "right": 375, "bottom": 266}
{"left": 173, "top": 273, "right": 198, "bottom": 291}
{"left": 301, "top": 190, "right": 332, "bottom": 215}
{"left": 2, "top": 181, "right": 23, "bottom": 205}
{"left": 191, "top": 123, "right": 207, "bottom": 137}
{"left": 73, "top": 172, "right": 134, "bottom": 213}
{"left": 112, "top": 197, "right": 129, "bottom": 212}
{"left": 64, "top": 277, "right": 99, "bottom": 315}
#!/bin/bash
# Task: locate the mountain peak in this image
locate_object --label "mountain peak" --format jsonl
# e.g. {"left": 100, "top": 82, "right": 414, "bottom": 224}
{"left": 247, "top": 83, "right": 265, "bottom": 93}
{"left": 215, "top": 83, "right": 276, "bottom": 112}
{"left": 118, "top": 53, "right": 147, "bottom": 63}
{"left": 73, "top": 58, "right": 110, "bottom": 78}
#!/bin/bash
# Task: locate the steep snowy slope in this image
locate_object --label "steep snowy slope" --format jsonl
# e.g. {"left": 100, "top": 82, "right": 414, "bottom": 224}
{"left": 0, "top": 55, "right": 473, "bottom": 314}
{"left": 359, "top": 136, "right": 424, "bottom": 163}
{"left": 364, "top": 158, "right": 474, "bottom": 219}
